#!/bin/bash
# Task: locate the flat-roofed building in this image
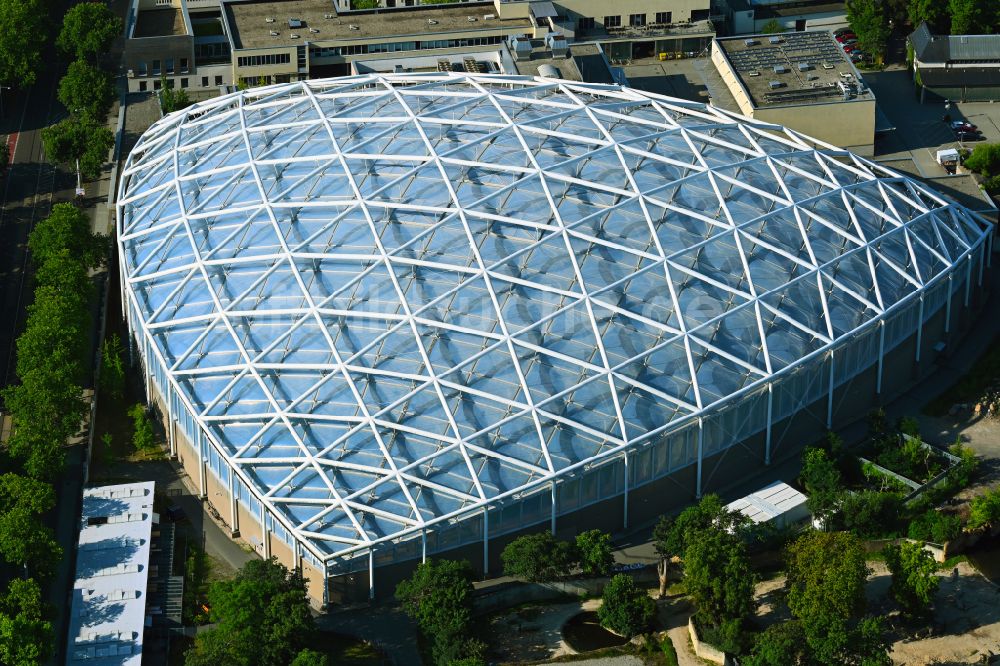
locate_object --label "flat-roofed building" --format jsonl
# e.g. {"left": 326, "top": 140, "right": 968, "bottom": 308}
{"left": 726, "top": 481, "right": 810, "bottom": 528}
{"left": 712, "top": 30, "right": 876, "bottom": 155}
{"left": 66, "top": 482, "right": 156, "bottom": 665}
{"left": 721, "top": 0, "right": 846, "bottom": 35}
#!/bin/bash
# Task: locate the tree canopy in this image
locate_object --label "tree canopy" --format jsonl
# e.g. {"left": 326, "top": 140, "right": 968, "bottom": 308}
{"left": 883, "top": 541, "right": 940, "bottom": 618}
{"left": 683, "top": 524, "right": 757, "bottom": 648}
{"left": 57, "top": 2, "right": 122, "bottom": 62}
{"left": 185, "top": 558, "right": 316, "bottom": 666}
{"left": 41, "top": 117, "right": 114, "bottom": 181}
{"left": 28, "top": 203, "right": 107, "bottom": 270}
{"left": 0, "top": 578, "right": 53, "bottom": 666}
{"left": 575, "top": 529, "right": 614, "bottom": 577}
{"left": 395, "top": 559, "right": 481, "bottom": 665}
{"left": 597, "top": 574, "right": 655, "bottom": 639}
{"left": 653, "top": 494, "right": 748, "bottom": 561}
{"left": 500, "top": 532, "right": 575, "bottom": 582}
{"left": 799, "top": 447, "right": 843, "bottom": 523}
{"left": 58, "top": 60, "right": 115, "bottom": 122}
{"left": 785, "top": 532, "right": 878, "bottom": 664}
{"left": 744, "top": 620, "right": 809, "bottom": 666}
{"left": 0, "top": 0, "right": 47, "bottom": 87}
{"left": 846, "top": 0, "right": 890, "bottom": 60}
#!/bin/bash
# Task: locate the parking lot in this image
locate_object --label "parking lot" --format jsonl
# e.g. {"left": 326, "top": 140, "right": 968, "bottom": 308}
{"left": 867, "top": 67, "right": 1000, "bottom": 176}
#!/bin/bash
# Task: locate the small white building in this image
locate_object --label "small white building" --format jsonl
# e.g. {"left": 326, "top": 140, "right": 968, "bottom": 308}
{"left": 726, "top": 480, "right": 809, "bottom": 529}
{"left": 66, "top": 482, "right": 156, "bottom": 665}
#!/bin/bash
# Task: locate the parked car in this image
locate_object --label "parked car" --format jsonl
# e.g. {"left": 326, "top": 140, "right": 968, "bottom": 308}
{"left": 955, "top": 130, "right": 985, "bottom": 142}
{"left": 949, "top": 120, "right": 978, "bottom": 132}
{"left": 849, "top": 52, "right": 866, "bottom": 63}
{"left": 834, "top": 27, "right": 854, "bottom": 36}
{"left": 841, "top": 39, "right": 859, "bottom": 48}
{"left": 836, "top": 33, "right": 857, "bottom": 42}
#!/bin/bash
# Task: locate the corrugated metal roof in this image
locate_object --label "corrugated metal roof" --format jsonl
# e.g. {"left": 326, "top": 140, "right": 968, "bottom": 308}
{"left": 910, "top": 21, "right": 1000, "bottom": 63}
{"left": 726, "top": 481, "right": 807, "bottom": 524}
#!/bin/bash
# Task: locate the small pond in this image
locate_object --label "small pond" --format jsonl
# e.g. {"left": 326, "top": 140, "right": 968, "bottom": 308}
{"left": 562, "top": 611, "right": 630, "bottom": 653}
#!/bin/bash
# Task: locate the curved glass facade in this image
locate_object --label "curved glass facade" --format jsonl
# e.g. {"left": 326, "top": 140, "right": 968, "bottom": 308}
{"left": 117, "top": 73, "right": 992, "bottom": 569}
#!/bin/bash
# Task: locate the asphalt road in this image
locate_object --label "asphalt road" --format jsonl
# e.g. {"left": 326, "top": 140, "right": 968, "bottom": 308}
{"left": 0, "top": 69, "right": 76, "bottom": 398}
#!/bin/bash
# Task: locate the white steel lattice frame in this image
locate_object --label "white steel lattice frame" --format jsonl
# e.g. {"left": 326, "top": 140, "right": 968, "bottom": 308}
{"left": 117, "top": 73, "right": 993, "bottom": 567}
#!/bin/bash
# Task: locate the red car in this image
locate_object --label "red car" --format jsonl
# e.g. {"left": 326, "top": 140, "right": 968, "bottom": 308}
{"left": 836, "top": 33, "right": 857, "bottom": 43}
{"left": 950, "top": 120, "right": 978, "bottom": 133}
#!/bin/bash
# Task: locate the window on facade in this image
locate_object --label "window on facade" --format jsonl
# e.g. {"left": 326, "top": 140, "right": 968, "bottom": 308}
{"left": 214, "top": 75, "right": 223, "bottom": 85}
{"left": 201, "top": 76, "right": 209, "bottom": 87}
{"left": 166, "top": 58, "right": 174, "bottom": 73}
{"left": 690, "top": 8, "right": 710, "bottom": 21}
{"left": 137, "top": 61, "right": 147, "bottom": 76}
{"left": 139, "top": 80, "right": 147, "bottom": 92}
{"left": 152, "top": 59, "right": 161, "bottom": 75}
{"left": 577, "top": 17, "right": 595, "bottom": 31}
{"left": 180, "top": 57, "right": 189, "bottom": 72}
{"left": 180, "top": 78, "right": 189, "bottom": 88}
{"left": 153, "top": 79, "right": 161, "bottom": 90}
{"left": 166, "top": 78, "right": 175, "bottom": 89}
{"left": 604, "top": 15, "right": 621, "bottom": 28}
{"left": 629, "top": 13, "right": 646, "bottom": 26}
{"left": 236, "top": 53, "right": 291, "bottom": 67}
{"left": 655, "top": 11, "right": 672, "bottom": 23}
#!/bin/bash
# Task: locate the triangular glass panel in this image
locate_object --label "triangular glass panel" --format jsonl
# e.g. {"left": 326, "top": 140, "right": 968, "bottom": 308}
{"left": 614, "top": 377, "right": 688, "bottom": 441}
{"left": 615, "top": 338, "right": 696, "bottom": 406}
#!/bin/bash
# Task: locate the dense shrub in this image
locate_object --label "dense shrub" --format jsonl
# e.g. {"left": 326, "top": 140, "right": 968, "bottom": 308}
{"left": 839, "top": 491, "right": 902, "bottom": 538}
{"left": 908, "top": 510, "right": 962, "bottom": 544}
{"left": 884, "top": 541, "right": 940, "bottom": 618}
{"left": 575, "top": 529, "right": 614, "bottom": 577}
{"left": 968, "top": 487, "right": 1000, "bottom": 531}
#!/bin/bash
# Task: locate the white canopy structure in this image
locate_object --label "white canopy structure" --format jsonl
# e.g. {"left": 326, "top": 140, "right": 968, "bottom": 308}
{"left": 117, "top": 73, "right": 992, "bottom": 591}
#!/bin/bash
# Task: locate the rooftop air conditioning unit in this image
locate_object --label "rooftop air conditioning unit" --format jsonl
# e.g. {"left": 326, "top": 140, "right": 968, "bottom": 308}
{"left": 822, "top": 63, "right": 835, "bottom": 69}
{"left": 349, "top": 24, "right": 359, "bottom": 29}
{"left": 798, "top": 62, "right": 811, "bottom": 71}
{"left": 768, "top": 35, "right": 782, "bottom": 44}
{"left": 747, "top": 69, "right": 760, "bottom": 76}
{"left": 290, "top": 33, "right": 300, "bottom": 38}
{"left": 324, "top": 13, "right": 334, "bottom": 19}
{"left": 265, "top": 17, "right": 275, "bottom": 23}
{"left": 269, "top": 30, "right": 279, "bottom": 36}
{"left": 288, "top": 18, "right": 303, "bottom": 28}
{"left": 427, "top": 18, "right": 438, "bottom": 24}
{"left": 773, "top": 64, "right": 787, "bottom": 73}
{"left": 744, "top": 38, "right": 758, "bottom": 46}
{"left": 467, "top": 16, "right": 477, "bottom": 21}
{"left": 309, "top": 27, "right": 319, "bottom": 32}
{"left": 484, "top": 13, "right": 495, "bottom": 19}
{"left": 768, "top": 80, "right": 784, "bottom": 89}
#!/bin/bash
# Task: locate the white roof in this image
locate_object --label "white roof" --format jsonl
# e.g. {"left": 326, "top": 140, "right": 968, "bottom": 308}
{"left": 67, "top": 482, "right": 155, "bottom": 666}
{"left": 726, "top": 480, "right": 807, "bottom": 524}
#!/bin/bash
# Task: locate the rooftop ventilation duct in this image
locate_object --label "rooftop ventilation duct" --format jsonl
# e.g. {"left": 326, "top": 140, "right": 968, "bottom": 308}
{"left": 510, "top": 37, "right": 532, "bottom": 61}
{"left": 537, "top": 64, "right": 561, "bottom": 78}
{"left": 546, "top": 33, "right": 568, "bottom": 58}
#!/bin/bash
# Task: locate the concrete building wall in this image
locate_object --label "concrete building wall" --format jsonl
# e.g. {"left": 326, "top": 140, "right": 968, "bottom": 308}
{"left": 753, "top": 99, "right": 876, "bottom": 155}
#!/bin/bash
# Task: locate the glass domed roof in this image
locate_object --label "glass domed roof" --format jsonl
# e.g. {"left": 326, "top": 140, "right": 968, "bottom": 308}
{"left": 118, "top": 73, "right": 990, "bottom": 559}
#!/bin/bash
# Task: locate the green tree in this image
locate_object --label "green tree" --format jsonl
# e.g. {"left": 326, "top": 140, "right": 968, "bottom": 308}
{"left": 29, "top": 203, "right": 107, "bottom": 269}
{"left": 129, "top": 404, "right": 155, "bottom": 451}
{"left": 57, "top": 2, "right": 123, "bottom": 62}
{"left": 289, "top": 649, "right": 328, "bottom": 666}
{"left": 683, "top": 527, "right": 756, "bottom": 653}
{"left": 160, "top": 77, "right": 191, "bottom": 114}
{"left": 839, "top": 491, "right": 902, "bottom": 538}
{"left": 597, "top": 574, "right": 655, "bottom": 639}
{"left": 0, "top": 578, "right": 53, "bottom": 666}
{"left": 500, "top": 532, "right": 575, "bottom": 582}
{"left": 58, "top": 59, "right": 115, "bottom": 122}
{"left": 883, "top": 541, "right": 940, "bottom": 618}
{"left": 186, "top": 558, "right": 315, "bottom": 666}
{"left": 744, "top": 621, "right": 809, "bottom": 666}
{"left": 0, "top": 475, "right": 62, "bottom": 574}
{"left": 395, "top": 559, "right": 477, "bottom": 665}
{"left": 786, "top": 531, "right": 870, "bottom": 663}
{"left": 948, "top": 0, "right": 982, "bottom": 34}
{"left": 41, "top": 117, "right": 114, "bottom": 181}
{"left": 100, "top": 334, "right": 126, "bottom": 400}
{"left": 968, "top": 486, "right": 1000, "bottom": 530}
{"left": 846, "top": 0, "right": 890, "bottom": 61}
{"left": 575, "top": 529, "right": 614, "bottom": 577}
{"left": 760, "top": 19, "right": 787, "bottom": 33}
{"left": 0, "top": 0, "right": 47, "bottom": 87}
{"left": 799, "top": 447, "right": 843, "bottom": 524}
{"left": 35, "top": 251, "right": 94, "bottom": 305}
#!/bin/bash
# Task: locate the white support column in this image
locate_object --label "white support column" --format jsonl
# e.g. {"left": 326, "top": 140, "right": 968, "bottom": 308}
{"left": 945, "top": 275, "right": 953, "bottom": 334}
{"left": 695, "top": 418, "right": 704, "bottom": 499}
{"left": 826, "top": 351, "right": 835, "bottom": 429}
{"left": 197, "top": 433, "right": 207, "bottom": 498}
{"left": 421, "top": 529, "right": 427, "bottom": 564}
{"left": 622, "top": 451, "right": 629, "bottom": 530}
{"left": 876, "top": 322, "right": 885, "bottom": 395}
{"left": 916, "top": 296, "right": 924, "bottom": 363}
{"left": 482, "top": 509, "right": 489, "bottom": 576}
{"left": 964, "top": 255, "right": 972, "bottom": 307}
{"left": 228, "top": 471, "right": 239, "bottom": 536}
{"left": 263, "top": 523, "right": 271, "bottom": 559}
{"left": 550, "top": 481, "right": 557, "bottom": 535}
{"left": 293, "top": 541, "right": 301, "bottom": 571}
{"left": 166, "top": 385, "right": 176, "bottom": 458}
{"left": 368, "top": 548, "right": 375, "bottom": 601}
{"left": 765, "top": 383, "right": 773, "bottom": 465}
